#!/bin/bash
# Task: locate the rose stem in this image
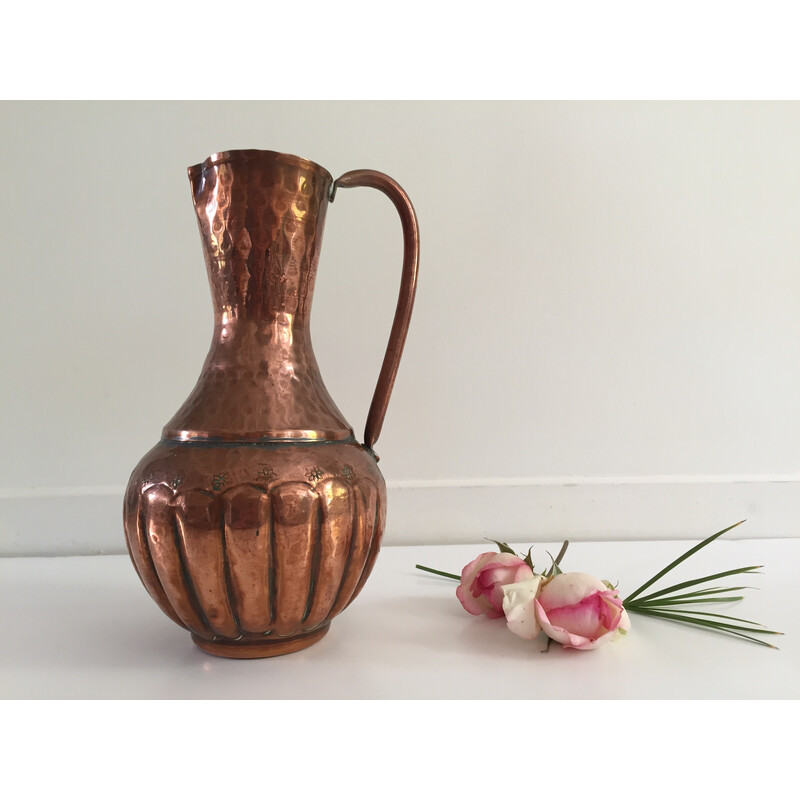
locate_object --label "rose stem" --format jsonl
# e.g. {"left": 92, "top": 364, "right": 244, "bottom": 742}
{"left": 415, "top": 565, "right": 460, "bottom": 580}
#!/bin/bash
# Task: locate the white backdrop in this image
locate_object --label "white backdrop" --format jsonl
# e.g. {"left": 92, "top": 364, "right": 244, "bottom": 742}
{"left": 2, "top": 101, "right": 799, "bottom": 554}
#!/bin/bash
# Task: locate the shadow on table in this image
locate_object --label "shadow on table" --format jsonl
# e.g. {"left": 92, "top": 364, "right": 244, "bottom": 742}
{"left": 338, "top": 594, "right": 587, "bottom": 664}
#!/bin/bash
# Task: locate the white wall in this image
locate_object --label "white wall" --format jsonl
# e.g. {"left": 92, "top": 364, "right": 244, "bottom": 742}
{"left": 2, "top": 101, "right": 799, "bottom": 554}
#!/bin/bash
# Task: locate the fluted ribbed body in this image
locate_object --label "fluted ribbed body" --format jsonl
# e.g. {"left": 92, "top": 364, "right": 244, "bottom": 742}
{"left": 124, "top": 440, "right": 384, "bottom": 655}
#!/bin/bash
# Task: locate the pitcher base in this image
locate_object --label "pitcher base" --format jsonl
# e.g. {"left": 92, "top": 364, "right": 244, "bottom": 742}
{"left": 191, "top": 625, "right": 330, "bottom": 659}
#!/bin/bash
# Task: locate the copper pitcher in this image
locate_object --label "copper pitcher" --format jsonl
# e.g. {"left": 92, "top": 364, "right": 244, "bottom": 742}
{"left": 123, "top": 150, "right": 419, "bottom": 658}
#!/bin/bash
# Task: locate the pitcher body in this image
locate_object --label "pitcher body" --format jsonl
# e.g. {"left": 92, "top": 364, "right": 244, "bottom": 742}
{"left": 123, "top": 150, "right": 418, "bottom": 658}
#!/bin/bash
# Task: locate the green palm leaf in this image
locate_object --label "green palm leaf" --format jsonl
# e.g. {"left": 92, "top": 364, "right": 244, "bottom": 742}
{"left": 641, "top": 585, "right": 755, "bottom": 601}
{"left": 635, "top": 607, "right": 778, "bottom": 628}
{"left": 634, "top": 595, "right": 745, "bottom": 606}
{"left": 628, "top": 606, "right": 781, "bottom": 648}
{"left": 623, "top": 520, "right": 746, "bottom": 604}
{"left": 626, "top": 565, "right": 761, "bottom": 606}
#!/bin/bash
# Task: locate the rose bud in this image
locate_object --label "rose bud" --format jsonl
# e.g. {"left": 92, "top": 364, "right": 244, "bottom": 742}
{"left": 456, "top": 552, "right": 534, "bottom": 618}
{"left": 534, "top": 572, "right": 631, "bottom": 650}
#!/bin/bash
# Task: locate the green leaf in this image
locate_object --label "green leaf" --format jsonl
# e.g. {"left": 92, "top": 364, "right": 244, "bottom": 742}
{"left": 634, "top": 607, "right": 780, "bottom": 630}
{"left": 628, "top": 606, "right": 781, "bottom": 648}
{"left": 634, "top": 595, "right": 746, "bottom": 606}
{"left": 623, "top": 520, "right": 746, "bottom": 604}
{"left": 624, "top": 521, "right": 748, "bottom": 601}
{"left": 415, "top": 564, "right": 460, "bottom": 581}
{"left": 545, "top": 540, "right": 569, "bottom": 577}
{"left": 523, "top": 546, "right": 535, "bottom": 571}
{"left": 486, "top": 539, "right": 517, "bottom": 556}
{"left": 545, "top": 551, "right": 563, "bottom": 577}
{"left": 639, "top": 585, "right": 755, "bottom": 601}
{"left": 625, "top": 566, "right": 762, "bottom": 606}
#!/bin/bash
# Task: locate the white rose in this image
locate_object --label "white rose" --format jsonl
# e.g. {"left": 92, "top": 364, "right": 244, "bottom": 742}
{"left": 501, "top": 576, "right": 544, "bottom": 640}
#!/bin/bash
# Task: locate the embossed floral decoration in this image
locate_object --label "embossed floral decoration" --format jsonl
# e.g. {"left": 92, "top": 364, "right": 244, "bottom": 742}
{"left": 305, "top": 466, "right": 325, "bottom": 483}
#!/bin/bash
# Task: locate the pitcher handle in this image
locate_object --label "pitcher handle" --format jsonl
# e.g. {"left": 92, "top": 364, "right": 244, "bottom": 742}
{"left": 330, "top": 170, "right": 420, "bottom": 454}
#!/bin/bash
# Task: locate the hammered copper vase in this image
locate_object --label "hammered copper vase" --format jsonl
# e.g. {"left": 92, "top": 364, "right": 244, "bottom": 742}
{"left": 123, "top": 149, "right": 419, "bottom": 658}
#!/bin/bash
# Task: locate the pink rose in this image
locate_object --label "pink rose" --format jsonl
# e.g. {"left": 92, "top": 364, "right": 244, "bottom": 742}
{"left": 534, "top": 572, "right": 631, "bottom": 650}
{"left": 456, "top": 552, "right": 534, "bottom": 618}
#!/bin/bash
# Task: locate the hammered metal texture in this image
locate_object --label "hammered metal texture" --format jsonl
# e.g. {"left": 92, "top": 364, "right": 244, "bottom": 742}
{"left": 164, "top": 150, "right": 351, "bottom": 442}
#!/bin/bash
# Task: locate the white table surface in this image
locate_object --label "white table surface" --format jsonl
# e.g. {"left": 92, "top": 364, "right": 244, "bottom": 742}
{"left": 2, "top": 538, "right": 797, "bottom": 699}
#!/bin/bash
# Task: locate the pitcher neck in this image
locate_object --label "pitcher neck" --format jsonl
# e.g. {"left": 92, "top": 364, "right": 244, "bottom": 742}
{"left": 159, "top": 150, "right": 352, "bottom": 444}
{"left": 190, "top": 149, "right": 333, "bottom": 326}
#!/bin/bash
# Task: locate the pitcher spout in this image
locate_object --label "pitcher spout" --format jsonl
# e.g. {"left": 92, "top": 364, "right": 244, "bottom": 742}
{"left": 187, "top": 162, "right": 205, "bottom": 206}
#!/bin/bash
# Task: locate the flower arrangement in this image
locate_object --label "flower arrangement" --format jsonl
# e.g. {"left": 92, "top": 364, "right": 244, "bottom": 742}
{"left": 416, "top": 521, "right": 782, "bottom": 650}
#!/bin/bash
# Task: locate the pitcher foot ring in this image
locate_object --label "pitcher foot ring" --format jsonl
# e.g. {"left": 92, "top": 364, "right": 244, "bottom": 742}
{"left": 191, "top": 625, "right": 330, "bottom": 659}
